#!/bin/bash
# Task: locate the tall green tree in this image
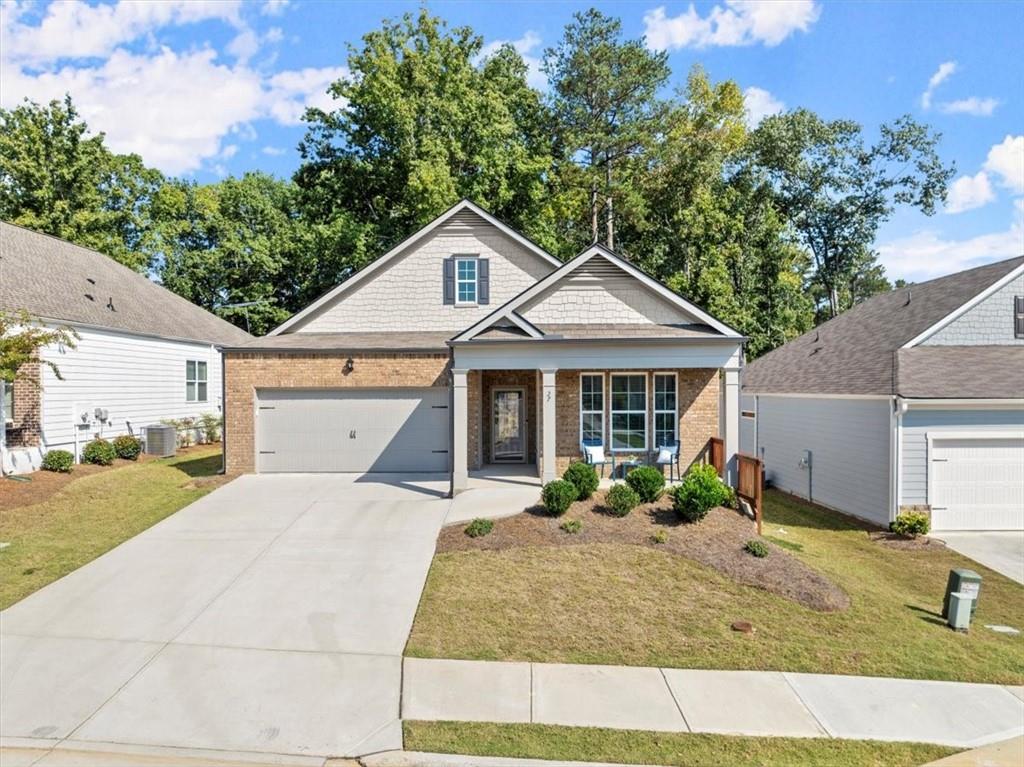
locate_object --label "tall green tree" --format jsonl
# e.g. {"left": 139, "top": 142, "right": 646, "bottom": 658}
{"left": 749, "top": 110, "right": 954, "bottom": 318}
{"left": 543, "top": 9, "right": 670, "bottom": 251}
{"left": 296, "top": 8, "right": 556, "bottom": 256}
{"left": 0, "top": 96, "right": 162, "bottom": 271}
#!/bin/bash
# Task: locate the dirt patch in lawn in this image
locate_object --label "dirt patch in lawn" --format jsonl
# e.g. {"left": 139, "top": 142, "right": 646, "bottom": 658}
{"left": 439, "top": 491, "right": 850, "bottom": 612}
{"left": 869, "top": 531, "right": 947, "bottom": 551}
{"left": 0, "top": 445, "right": 222, "bottom": 511}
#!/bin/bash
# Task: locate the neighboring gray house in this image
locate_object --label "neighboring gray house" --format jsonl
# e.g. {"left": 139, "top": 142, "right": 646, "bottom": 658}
{"left": 1, "top": 222, "right": 252, "bottom": 474}
{"left": 741, "top": 256, "right": 1024, "bottom": 531}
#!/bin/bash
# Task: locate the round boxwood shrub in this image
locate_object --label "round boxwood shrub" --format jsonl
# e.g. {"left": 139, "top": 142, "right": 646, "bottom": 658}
{"left": 563, "top": 461, "right": 599, "bottom": 500}
{"left": 673, "top": 464, "right": 731, "bottom": 523}
{"left": 41, "top": 449, "right": 74, "bottom": 473}
{"left": 464, "top": 518, "right": 494, "bottom": 538}
{"left": 82, "top": 438, "right": 117, "bottom": 466}
{"left": 112, "top": 435, "right": 142, "bottom": 461}
{"left": 625, "top": 465, "right": 665, "bottom": 503}
{"left": 542, "top": 479, "right": 577, "bottom": 517}
{"left": 606, "top": 483, "right": 640, "bottom": 517}
{"left": 890, "top": 510, "right": 930, "bottom": 538}
{"left": 744, "top": 539, "right": 770, "bottom": 558}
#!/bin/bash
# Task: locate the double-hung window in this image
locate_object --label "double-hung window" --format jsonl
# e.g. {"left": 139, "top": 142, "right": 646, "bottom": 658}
{"left": 610, "top": 374, "right": 647, "bottom": 451}
{"left": 579, "top": 374, "right": 604, "bottom": 445}
{"left": 455, "top": 257, "right": 478, "bottom": 304}
{"left": 186, "top": 360, "right": 208, "bottom": 403}
{"left": 653, "top": 373, "right": 677, "bottom": 448}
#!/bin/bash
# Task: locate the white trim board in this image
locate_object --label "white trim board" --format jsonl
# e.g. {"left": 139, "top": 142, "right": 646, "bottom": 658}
{"left": 742, "top": 391, "right": 892, "bottom": 401}
{"left": 451, "top": 244, "right": 744, "bottom": 343}
{"left": 901, "top": 260, "right": 1024, "bottom": 348}
{"left": 268, "top": 199, "right": 562, "bottom": 336}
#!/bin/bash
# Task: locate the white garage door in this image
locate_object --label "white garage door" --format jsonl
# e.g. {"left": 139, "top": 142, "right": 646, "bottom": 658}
{"left": 257, "top": 388, "right": 450, "bottom": 473}
{"left": 929, "top": 435, "right": 1024, "bottom": 530}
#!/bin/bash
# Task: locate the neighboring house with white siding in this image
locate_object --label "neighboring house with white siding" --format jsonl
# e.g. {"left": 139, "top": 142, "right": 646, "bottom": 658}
{"left": 741, "top": 255, "right": 1024, "bottom": 531}
{"left": 1, "top": 222, "right": 252, "bottom": 475}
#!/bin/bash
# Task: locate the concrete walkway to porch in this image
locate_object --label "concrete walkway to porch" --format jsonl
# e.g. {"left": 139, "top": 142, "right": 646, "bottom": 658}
{"left": 402, "top": 658, "right": 1024, "bottom": 749}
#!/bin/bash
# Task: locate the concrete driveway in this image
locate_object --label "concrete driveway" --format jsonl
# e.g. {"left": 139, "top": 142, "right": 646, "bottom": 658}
{"left": 932, "top": 532, "right": 1024, "bottom": 585}
{"left": 0, "top": 474, "right": 450, "bottom": 760}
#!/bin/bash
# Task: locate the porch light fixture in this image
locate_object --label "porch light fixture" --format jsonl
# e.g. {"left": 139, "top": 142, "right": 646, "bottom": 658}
{"left": 344, "top": 358, "right": 355, "bottom": 374}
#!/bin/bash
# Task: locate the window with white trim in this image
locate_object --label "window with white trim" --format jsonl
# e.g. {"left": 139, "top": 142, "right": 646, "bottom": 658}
{"left": 579, "top": 374, "right": 604, "bottom": 445}
{"left": 610, "top": 374, "right": 647, "bottom": 451}
{"left": 653, "top": 373, "right": 677, "bottom": 448}
{"left": 455, "top": 257, "right": 478, "bottom": 304}
{"left": 186, "top": 360, "right": 208, "bottom": 402}
{"left": 2, "top": 381, "right": 13, "bottom": 423}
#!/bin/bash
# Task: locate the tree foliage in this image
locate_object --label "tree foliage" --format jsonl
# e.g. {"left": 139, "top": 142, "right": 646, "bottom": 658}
{"left": 0, "top": 310, "right": 79, "bottom": 385}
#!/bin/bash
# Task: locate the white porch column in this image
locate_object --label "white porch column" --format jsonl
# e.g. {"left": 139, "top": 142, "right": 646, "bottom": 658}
{"left": 452, "top": 368, "right": 469, "bottom": 493}
{"left": 722, "top": 367, "right": 740, "bottom": 485}
{"left": 541, "top": 368, "right": 558, "bottom": 484}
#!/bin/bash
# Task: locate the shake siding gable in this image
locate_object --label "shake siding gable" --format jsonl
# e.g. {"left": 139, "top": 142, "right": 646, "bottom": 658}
{"left": 923, "top": 274, "right": 1024, "bottom": 346}
{"left": 290, "top": 214, "right": 553, "bottom": 333}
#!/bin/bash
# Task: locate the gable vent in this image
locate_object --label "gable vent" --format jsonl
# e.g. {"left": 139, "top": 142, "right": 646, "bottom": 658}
{"left": 566, "top": 256, "right": 624, "bottom": 282}
{"left": 445, "top": 209, "right": 487, "bottom": 230}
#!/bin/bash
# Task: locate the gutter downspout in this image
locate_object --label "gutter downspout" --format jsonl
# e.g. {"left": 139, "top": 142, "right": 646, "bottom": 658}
{"left": 219, "top": 345, "right": 227, "bottom": 476}
{"left": 893, "top": 396, "right": 907, "bottom": 522}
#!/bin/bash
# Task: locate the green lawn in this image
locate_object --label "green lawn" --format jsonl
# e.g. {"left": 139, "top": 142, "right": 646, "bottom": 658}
{"left": 407, "top": 490, "right": 1024, "bottom": 684}
{"left": 404, "top": 722, "right": 960, "bottom": 767}
{"left": 0, "top": 446, "right": 224, "bottom": 609}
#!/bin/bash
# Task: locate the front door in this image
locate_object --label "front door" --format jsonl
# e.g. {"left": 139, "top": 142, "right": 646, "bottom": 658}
{"left": 492, "top": 389, "right": 525, "bottom": 462}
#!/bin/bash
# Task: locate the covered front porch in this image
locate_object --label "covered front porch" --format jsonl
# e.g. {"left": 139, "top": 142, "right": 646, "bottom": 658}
{"left": 451, "top": 341, "right": 742, "bottom": 493}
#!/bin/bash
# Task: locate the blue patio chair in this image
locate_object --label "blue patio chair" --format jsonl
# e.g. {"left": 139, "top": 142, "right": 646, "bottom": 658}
{"left": 581, "top": 438, "right": 613, "bottom": 478}
{"left": 654, "top": 440, "right": 681, "bottom": 483}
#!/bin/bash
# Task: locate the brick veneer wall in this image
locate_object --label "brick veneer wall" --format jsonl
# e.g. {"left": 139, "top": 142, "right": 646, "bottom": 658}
{"left": 553, "top": 369, "right": 719, "bottom": 476}
{"left": 5, "top": 361, "right": 42, "bottom": 448}
{"left": 224, "top": 351, "right": 450, "bottom": 474}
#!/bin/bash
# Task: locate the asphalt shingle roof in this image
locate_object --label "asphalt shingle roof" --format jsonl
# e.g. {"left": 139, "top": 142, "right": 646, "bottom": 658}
{"left": 742, "top": 256, "right": 1024, "bottom": 397}
{"left": 0, "top": 222, "right": 252, "bottom": 346}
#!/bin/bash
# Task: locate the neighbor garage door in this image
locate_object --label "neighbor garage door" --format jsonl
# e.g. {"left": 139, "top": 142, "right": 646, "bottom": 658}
{"left": 929, "top": 434, "right": 1024, "bottom": 530}
{"left": 256, "top": 388, "right": 450, "bottom": 473}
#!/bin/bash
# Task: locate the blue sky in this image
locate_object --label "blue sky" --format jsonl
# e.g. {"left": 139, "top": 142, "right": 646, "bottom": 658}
{"left": 1, "top": 0, "right": 1021, "bottom": 282}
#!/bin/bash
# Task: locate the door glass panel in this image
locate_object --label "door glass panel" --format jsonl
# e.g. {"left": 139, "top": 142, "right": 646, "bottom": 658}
{"left": 493, "top": 390, "right": 523, "bottom": 460}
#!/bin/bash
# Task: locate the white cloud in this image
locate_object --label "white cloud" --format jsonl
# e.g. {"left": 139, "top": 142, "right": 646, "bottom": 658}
{"left": 920, "top": 60, "right": 957, "bottom": 109}
{"left": 261, "top": 0, "right": 290, "bottom": 16}
{"left": 878, "top": 200, "right": 1024, "bottom": 281}
{"left": 262, "top": 146, "right": 286, "bottom": 156}
{"left": 984, "top": 135, "right": 1024, "bottom": 194}
{"left": 743, "top": 86, "right": 784, "bottom": 126}
{"left": 478, "top": 31, "right": 546, "bottom": 90}
{"left": 944, "top": 171, "right": 995, "bottom": 214}
{"left": 265, "top": 66, "right": 348, "bottom": 126}
{"left": 939, "top": 96, "right": 1000, "bottom": 116}
{"left": 643, "top": 1, "right": 820, "bottom": 51}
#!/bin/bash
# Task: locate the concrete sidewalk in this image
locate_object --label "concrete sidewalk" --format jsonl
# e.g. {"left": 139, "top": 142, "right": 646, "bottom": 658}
{"left": 402, "top": 658, "right": 1024, "bottom": 749}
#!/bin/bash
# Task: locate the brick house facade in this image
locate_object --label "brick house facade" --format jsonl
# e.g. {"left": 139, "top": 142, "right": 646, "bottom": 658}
{"left": 4, "top": 361, "right": 42, "bottom": 448}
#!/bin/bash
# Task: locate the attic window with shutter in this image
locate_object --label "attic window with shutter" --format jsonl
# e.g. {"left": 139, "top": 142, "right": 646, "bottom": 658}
{"left": 1015, "top": 295, "right": 1024, "bottom": 338}
{"left": 444, "top": 255, "right": 489, "bottom": 306}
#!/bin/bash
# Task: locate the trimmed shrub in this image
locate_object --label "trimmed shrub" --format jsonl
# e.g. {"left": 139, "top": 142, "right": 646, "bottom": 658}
{"left": 542, "top": 479, "right": 577, "bottom": 517}
{"left": 82, "top": 438, "right": 117, "bottom": 466}
{"left": 199, "top": 413, "right": 222, "bottom": 443}
{"left": 625, "top": 466, "right": 665, "bottom": 503}
{"left": 606, "top": 483, "right": 640, "bottom": 517}
{"left": 112, "top": 435, "right": 142, "bottom": 461}
{"left": 651, "top": 529, "right": 668, "bottom": 545}
{"left": 560, "top": 519, "right": 583, "bottom": 535}
{"left": 563, "top": 461, "right": 599, "bottom": 500}
{"left": 464, "top": 518, "right": 494, "bottom": 538}
{"left": 890, "top": 510, "right": 930, "bottom": 538}
{"left": 744, "top": 539, "right": 770, "bottom": 558}
{"left": 673, "top": 464, "right": 731, "bottom": 523}
{"left": 41, "top": 449, "right": 74, "bottom": 473}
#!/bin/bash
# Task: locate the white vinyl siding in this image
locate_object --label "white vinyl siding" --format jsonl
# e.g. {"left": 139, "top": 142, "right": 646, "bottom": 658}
{"left": 455, "top": 257, "right": 478, "bottom": 304}
{"left": 653, "top": 373, "right": 677, "bottom": 448}
{"left": 752, "top": 396, "right": 891, "bottom": 527}
{"left": 186, "top": 360, "right": 208, "bottom": 402}
{"left": 579, "top": 373, "right": 604, "bottom": 446}
{"left": 610, "top": 374, "right": 647, "bottom": 452}
{"left": 900, "top": 408, "right": 1024, "bottom": 507}
{"left": 739, "top": 393, "right": 757, "bottom": 456}
{"left": 38, "top": 324, "right": 223, "bottom": 455}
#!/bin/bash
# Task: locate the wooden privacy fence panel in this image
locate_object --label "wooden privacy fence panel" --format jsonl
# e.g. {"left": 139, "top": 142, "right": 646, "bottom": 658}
{"left": 736, "top": 453, "right": 764, "bottom": 535}
{"left": 706, "top": 437, "right": 724, "bottom": 478}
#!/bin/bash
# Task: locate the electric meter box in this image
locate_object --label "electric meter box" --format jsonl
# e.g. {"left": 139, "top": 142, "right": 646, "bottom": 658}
{"left": 942, "top": 568, "right": 981, "bottom": 619}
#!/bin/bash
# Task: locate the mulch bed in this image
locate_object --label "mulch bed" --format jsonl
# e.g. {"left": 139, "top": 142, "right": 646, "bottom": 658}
{"left": 438, "top": 490, "right": 851, "bottom": 612}
{"left": 869, "top": 531, "right": 947, "bottom": 551}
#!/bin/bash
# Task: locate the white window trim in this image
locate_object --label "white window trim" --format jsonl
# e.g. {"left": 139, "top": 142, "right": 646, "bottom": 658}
{"left": 186, "top": 359, "right": 209, "bottom": 403}
{"left": 2, "top": 380, "right": 13, "bottom": 424}
{"left": 653, "top": 372, "right": 677, "bottom": 448}
{"left": 609, "top": 371, "right": 648, "bottom": 453}
{"left": 579, "top": 372, "right": 605, "bottom": 448}
{"left": 455, "top": 256, "right": 479, "bottom": 306}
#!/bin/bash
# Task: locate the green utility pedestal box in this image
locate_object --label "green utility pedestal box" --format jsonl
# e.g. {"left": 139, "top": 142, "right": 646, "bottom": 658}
{"left": 947, "top": 592, "right": 973, "bottom": 632}
{"left": 942, "top": 569, "right": 981, "bottom": 619}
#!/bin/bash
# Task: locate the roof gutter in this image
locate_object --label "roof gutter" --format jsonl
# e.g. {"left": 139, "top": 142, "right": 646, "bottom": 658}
{"left": 447, "top": 335, "right": 748, "bottom": 348}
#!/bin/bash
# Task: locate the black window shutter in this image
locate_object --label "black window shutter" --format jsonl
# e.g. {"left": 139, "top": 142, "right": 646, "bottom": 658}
{"left": 1015, "top": 295, "right": 1024, "bottom": 338}
{"left": 443, "top": 258, "right": 455, "bottom": 305}
{"left": 478, "top": 258, "right": 490, "bottom": 304}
